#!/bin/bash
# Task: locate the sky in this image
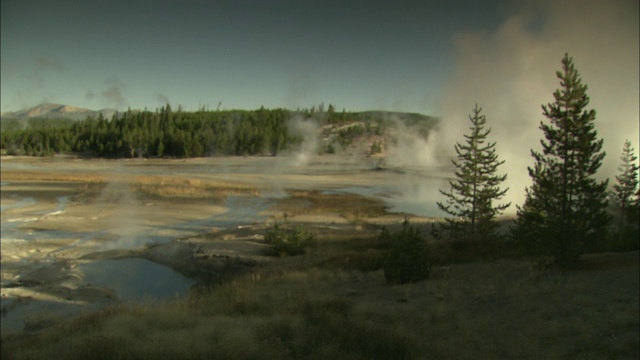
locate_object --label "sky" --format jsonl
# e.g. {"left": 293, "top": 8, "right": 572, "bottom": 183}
{"left": 1, "top": 0, "right": 638, "bottom": 209}
{"left": 2, "top": 0, "right": 514, "bottom": 113}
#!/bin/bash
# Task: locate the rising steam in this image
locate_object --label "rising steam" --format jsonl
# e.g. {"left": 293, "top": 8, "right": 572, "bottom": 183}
{"left": 288, "top": 115, "right": 320, "bottom": 167}
{"left": 433, "top": 0, "right": 639, "bottom": 212}
{"left": 86, "top": 78, "right": 129, "bottom": 110}
{"left": 384, "top": 115, "right": 441, "bottom": 169}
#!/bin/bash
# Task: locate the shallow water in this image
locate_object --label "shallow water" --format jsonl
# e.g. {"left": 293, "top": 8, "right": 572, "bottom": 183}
{"left": 0, "top": 196, "right": 37, "bottom": 213}
{"left": 1, "top": 195, "right": 40, "bottom": 244}
{"left": 1, "top": 156, "right": 457, "bottom": 334}
{"left": 172, "top": 195, "right": 272, "bottom": 232}
{"left": 1, "top": 195, "right": 88, "bottom": 246}
{"left": 78, "top": 258, "right": 196, "bottom": 302}
{"left": 96, "top": 195, "right": 272, "bottom": 251}
{"left": 322, "top": 181, "right": 449, "bottom": 217}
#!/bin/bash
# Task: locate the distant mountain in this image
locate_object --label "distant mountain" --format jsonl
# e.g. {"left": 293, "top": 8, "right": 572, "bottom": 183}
{"left": 1, "top": 103, "right": 117, "bottom": 121}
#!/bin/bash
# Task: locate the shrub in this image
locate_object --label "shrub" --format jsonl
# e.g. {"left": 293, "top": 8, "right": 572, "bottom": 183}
{"left": 263, "top": 223, "right": 315, "bottom": 257}
{"left": 382, "top": 219, "right": 431, "bottom": 284}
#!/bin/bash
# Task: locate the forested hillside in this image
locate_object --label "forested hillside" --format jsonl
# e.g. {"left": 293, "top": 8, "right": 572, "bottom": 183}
{"left": 0, "top": 105, "right": 437, "bottom": 158}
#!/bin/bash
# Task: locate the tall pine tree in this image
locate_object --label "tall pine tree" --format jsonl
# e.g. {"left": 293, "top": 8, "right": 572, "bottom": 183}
{"left": 513, "top": 54, "right": 609, "bottom": 266}
{"left": 612, "top": 140, "right": 639, "bottom": 224}
{"left": 436, "top": 104, "right": 510, "bottom": 241}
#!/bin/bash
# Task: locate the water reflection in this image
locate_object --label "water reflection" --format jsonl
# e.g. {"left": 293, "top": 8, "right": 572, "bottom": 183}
{"left": 78, "top": 258, "right": 196, "bottom": 302}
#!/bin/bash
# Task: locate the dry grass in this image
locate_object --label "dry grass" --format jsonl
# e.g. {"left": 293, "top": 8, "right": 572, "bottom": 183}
{"left": 2, "top": 250, "right": 637, "bottom": 360}
{"left": 273, "top": 190, "right": 387, "bottom": 220}
{"left": 1, "top": 170, "right": 106, "bottom": 183}
{"left": 133, "top": 175, "right": 258, "bottom": 199}
{"left": 1, "top": 170, "right": 259, "bottom": 201}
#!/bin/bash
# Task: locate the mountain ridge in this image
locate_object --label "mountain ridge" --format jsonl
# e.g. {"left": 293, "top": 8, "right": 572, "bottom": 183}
{"left": 1, "top": 103, "right": 436, "bottom": 122}
{"left": 1, "top": 103, "right": 117, "bottom": 121}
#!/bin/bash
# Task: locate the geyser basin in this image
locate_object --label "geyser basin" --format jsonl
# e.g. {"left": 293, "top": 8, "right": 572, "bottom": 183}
{"left": 78, "top": 258, "right": 196, "bottom": 302}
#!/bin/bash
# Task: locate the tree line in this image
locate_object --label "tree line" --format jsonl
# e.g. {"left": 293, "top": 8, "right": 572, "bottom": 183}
{"left": 0, "top": 105, "right": 435, "bottom": 158}
{"left": 1, "top": 106, "right": 297, "bottom": 157}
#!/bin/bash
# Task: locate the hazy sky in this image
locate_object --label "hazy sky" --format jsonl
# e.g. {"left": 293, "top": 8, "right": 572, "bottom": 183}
{"left": 1, "top": 0, "right": 638, "bottom": 209}
{"left": 2, "top": 0, "right": 518, "bottom": 113}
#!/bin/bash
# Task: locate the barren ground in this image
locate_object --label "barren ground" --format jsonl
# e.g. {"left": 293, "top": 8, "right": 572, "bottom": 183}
{"left": 1, "top": 155, "right": 436, "bottom": 334}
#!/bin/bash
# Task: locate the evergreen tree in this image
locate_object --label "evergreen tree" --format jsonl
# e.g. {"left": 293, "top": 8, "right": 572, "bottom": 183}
{"left": 436, "top": 104, "right": 510, "bottom": 241}
{"left": 513, "top": 54, "right": 610, "bottom": 266}
{"left": 612, "top": 140, "right": 639, "bottom": 224}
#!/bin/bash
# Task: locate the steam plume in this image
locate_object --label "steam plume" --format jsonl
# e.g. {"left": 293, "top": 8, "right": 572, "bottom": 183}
{"left": 155, "top": 92, "right": 171, "bottom": 106}
{"left": 86, "top": 78, "right": 129, "bottom": 110}
{"left": 385, "top": 115, "right": 441, "bottom": 169}
{"left": 288, "top": 115, "right": 320, "bottom": 166}
{"left": 5, "top": 56, "right": 63, "bottom": 109}
{"left": 284, "top": 62, "right": 318, "bottom": 110}
{"left": 435, "top": 0, "right": 639, "bottom": 211}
